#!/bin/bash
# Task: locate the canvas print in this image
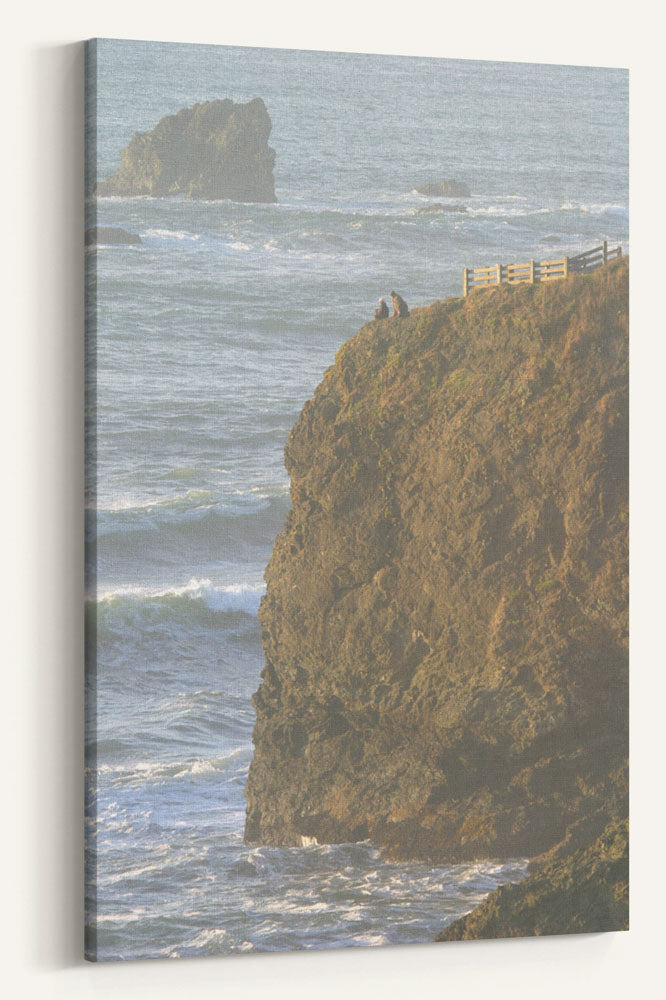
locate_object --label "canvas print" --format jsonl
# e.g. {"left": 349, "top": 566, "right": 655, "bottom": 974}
{"left": 84, "top": 38, "right": 628, "bottom": 961}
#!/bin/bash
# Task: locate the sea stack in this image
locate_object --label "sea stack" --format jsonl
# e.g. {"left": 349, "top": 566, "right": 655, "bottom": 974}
{"left": 244, "top": 260, "right": 628, "bottom": 909}
{"left": 414, "top": 178, "right": 471, "bottom": 197}
{"left": 95, "top": 98, "right": 277, "bottom": 203}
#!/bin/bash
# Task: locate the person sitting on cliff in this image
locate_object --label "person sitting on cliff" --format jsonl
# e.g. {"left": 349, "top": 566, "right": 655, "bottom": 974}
{"left": 374, "top": 298, "right": 389, "bottom": 320}
{"left": 389, "top": 290, "right": 409, "bottom": 318}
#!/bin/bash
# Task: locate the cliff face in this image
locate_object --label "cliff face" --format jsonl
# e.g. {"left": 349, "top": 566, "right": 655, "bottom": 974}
{"left": 437, "top": 818, "right": 628, "bottom": 939}
{"left": 95, "top": 98, "right": 276, "bottom": 202}
{"left": 245, "top": 261, "right": 628, "bottom": 868}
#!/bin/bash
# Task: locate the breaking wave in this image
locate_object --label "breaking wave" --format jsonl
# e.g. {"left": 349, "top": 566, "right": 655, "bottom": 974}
{"left": 94, "top": 578, "right": 263, "bottom": 614}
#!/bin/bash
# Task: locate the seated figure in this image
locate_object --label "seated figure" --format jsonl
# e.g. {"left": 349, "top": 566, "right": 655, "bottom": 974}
{"left": 374, "top": 298, "right": 389, "bottom": 320}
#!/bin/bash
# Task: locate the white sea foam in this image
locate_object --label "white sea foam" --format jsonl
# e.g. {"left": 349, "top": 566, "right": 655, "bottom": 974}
{"left": 144, "top": 228, "right": 200, "bottom": 240}
{"left": 95, "top": 908, "right": 150, "bottom": 924}
{"left": 94, "top": 578, "right": 265, "bottom": 614}
{"left": 179, "top": 928, "right": 229, "bottom": 950}
{"left": 94, "top": 483, "right": 287, "bottom": 515}
{"left": 95, "top": 748, "right": 246, "bottom": 788}
{"left": 351, "top": 932, "right": 389, "bottom": 946}
{"left": 93, "top": 194, "right": 162, "bottom": 202}
{"left": 466, "top": 205, "right": 550, "bottom": 218}
{"left": 93, "top": 489, "right": 214, "bottom": 513}
{"left": 100, "top": 862, "right": 168, "bottom": 886}
{"left": 560, "top": 201, "right": 627, "bottom": 216}
{"left": 87, "top": 243, "right": 142, "bottom": 251}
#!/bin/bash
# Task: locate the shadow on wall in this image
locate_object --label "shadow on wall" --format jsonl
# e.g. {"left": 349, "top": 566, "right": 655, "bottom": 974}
{"left": 28, "top": 41, "right": 86, "bottom": 970}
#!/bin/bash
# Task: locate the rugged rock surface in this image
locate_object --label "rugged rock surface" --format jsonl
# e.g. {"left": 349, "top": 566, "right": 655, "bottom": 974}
{"left": 415, "top": 179, "right": 471, "bottom": 197}
{"left": 245, "top": 260, "right": 628, "bottom": 872}
{"left": 417, "top": 203, "right": 467, "bottom": 215}
{"left": 85, "top": 226, "right": 141, "bottom": 245}
{"left": 437, "top": 818, "right": 628, "bottom": 939}
{"left": 95, "top": 98, "right": 276, "bottom": 202}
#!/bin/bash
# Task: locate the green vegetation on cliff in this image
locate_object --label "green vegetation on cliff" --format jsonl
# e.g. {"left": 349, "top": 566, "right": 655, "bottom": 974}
{"left": 245, "top": 260, "right": 628, "bottom": 925}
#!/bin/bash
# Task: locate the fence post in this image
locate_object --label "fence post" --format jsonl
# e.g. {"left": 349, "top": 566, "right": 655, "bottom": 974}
{"left": 530, "top": 260, "right": 535, "bottom": 284}
{"left": 497, "top": 263, "right": 502, "bottom": 286}
{"left": 462, "top": 267, "right": 468, "bottom": 297}
{"left": 617, "top": 245, "right": 622, "bottom": 258}
{"left": 563, "top": 256, "right": 569, "bottom": 278}
{"left": 602, "top": 240, "right": 608, "bottom": 266}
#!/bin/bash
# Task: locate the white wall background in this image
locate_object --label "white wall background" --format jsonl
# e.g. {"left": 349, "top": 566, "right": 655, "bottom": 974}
{"left": 3, "top": 2, "right": 664, "bottom": 996}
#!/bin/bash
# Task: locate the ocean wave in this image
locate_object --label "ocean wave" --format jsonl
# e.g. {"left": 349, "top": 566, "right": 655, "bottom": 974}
{"left": 466, "top": 205, "right": 551, "bottom": 218}
{"left": 160, "top": 466, "right": 210, "bottom": 480}
{"left": 91, "top": 486, "right": 290, "bottom": 546}
{"left": 95, "top": 908, "right": 150, "bottom": 925}
{"left": 94, "top": 482, "right": 289, "bottom": 515}
{"left": 90, "top": 801, "right": 154, "bottom": 837}
{"left": 92, "top": 194, "right": 164, "bottom": 202}
{"left": 86, "top": 242, "right": 143, "bottom": 252}
{"left": 93, "top": 747, "right": 246, "bottom": 788}
{"left": 267, "top": 196, "right": 429, "bottom": 219}
{"left": 168, "top": 928, "right": 229, "bottom": 953}
{"left": 219, "top": 234, "right": 368, "bottom": 262}
{"left": 92, "top": 578, "right": 264, "bottom": 616}
{"left": 559, "top": 201, "right": 628, "bottom": 216}
{"left": 143, "top": 227, "right": 201, "bottom": 241}
{"left": 99, "top": 860, "right": 173, "bottom": 886}
{"left": 94, "top": 488, "right": 215, "bottom": 514}
{"left": 349, "top": 932, "right": 389, "bottom": 947}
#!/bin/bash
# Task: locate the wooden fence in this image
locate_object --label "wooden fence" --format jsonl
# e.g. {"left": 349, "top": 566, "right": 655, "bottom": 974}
{"left": 462, "top": 241, "right": 622, "bottom": 296}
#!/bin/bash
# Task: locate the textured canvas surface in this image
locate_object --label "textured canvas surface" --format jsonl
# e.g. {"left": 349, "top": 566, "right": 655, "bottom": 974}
{"left": 84, "top": 38, "right": 628, "bottom": 961}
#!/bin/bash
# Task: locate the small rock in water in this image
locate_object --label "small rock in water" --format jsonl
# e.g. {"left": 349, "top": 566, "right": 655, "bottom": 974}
{"left": 414, "top": 178, "right": 471, "bottom": 197}
{"left": 85, "top": 226, "right": 142, "bottom": 245}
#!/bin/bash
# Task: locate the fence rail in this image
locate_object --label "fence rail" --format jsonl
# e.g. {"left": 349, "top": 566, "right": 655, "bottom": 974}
{"left": 462, "top": 241, "right": 622, "bottom": 296}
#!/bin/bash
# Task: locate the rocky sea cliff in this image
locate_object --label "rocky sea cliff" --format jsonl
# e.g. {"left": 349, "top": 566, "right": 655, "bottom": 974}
{"left": 438, "top": 817, "right": 628, "bottom": 939}
{"left": 245, "top": 260, "right": 628, "bottom": 935}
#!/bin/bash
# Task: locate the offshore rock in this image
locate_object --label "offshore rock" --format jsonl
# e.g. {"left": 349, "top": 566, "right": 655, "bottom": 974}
{"left": 85, "top": 226, "right": 141, "bottom": 245}
{"left": 95, "top": 98, "right": 276, "bottom": 202}
{"left": 244, "top": 260, "right": 628, "bottom": 868}
{"left": 414, "top": 178, "right": 471, "bottom": 197}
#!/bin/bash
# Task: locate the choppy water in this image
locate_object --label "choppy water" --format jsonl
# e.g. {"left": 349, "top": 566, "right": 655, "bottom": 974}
{"left": 84, "top": 38, "right": 628, "bottom": 961}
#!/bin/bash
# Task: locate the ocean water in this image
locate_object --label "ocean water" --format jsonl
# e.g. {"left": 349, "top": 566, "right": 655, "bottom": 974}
{"left": 84, "top": 39, "right": 629, "bottom": 961}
